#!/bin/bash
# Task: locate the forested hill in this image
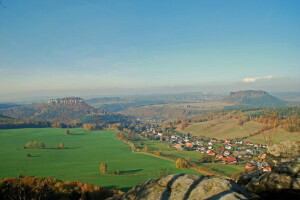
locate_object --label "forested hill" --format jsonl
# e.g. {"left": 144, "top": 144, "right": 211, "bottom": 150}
{"left": 223, "top": 90, "right": 287, "bottom": 107}
{"left": 0, "top": 98, "right": 135, "bottom": 125}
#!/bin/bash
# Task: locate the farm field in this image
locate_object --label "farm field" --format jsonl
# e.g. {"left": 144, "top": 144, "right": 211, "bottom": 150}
{"left": 246, "top": 128, "right": 300, "bottom": 144}
{"left": 179, "top": 118, "right": 261, "bottom": 139}
{"left": 0, "top": 128, "right": 199, "bottom": 191}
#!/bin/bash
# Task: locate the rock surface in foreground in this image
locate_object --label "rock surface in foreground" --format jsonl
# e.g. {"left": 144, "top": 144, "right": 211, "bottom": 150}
{"left": 246, "top": 157, "right": 300, "bottom": 200}
{"left": 109, "top": 174, "right": 248, "bottom": 200}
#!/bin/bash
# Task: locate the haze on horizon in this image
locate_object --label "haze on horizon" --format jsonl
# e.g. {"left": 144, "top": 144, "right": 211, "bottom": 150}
{"left": 0, "top": 0, "right": 299, "bottom": 101}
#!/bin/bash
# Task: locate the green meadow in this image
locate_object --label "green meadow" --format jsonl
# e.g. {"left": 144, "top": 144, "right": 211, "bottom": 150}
{"left": 0, "top": 128, "right": 199, "bottom": 191}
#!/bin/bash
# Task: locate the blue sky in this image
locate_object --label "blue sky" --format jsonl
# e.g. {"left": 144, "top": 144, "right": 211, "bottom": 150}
{"left": 0, "top": 0, "right": 299, "bottom": 100}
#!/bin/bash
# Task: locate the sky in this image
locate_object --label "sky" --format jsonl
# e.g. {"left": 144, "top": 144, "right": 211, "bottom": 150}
{"left": 0, "top": 0, "right": 299, "bottom": 101}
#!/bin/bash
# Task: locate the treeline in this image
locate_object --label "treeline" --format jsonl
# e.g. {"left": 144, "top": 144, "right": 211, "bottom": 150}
{"left": 0, "top": 176, "right": 121, "bottom": 200}
{"left": 0, "top": 120, "right": 52, "bottom": 129}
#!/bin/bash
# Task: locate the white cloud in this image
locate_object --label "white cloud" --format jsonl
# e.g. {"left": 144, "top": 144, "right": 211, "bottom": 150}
{"left": 242, "top": 75, "right": 274, "bottom": 83}
{"left": 242, "top": 77, "right": 262, "bottom": 83}
{"left": 264, "top": 75, "right": 274, "bottom": 79}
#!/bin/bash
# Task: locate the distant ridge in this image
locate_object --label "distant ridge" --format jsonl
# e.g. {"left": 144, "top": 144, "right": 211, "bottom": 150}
{"left": 1, "top": 97, "right": 135, "bottom": 124}
{"left": 223, "top": 90, "right": 287, "bottom": 107}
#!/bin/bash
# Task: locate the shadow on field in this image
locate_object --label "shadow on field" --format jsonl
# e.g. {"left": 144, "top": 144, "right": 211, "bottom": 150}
{"left": 28, "top": 155, "right": 40, "bottom": 158}
{"left": 69, "top": 133, "right": 87, "bottom": 136}
{"left": 106, "top": 185, "right": 132, "bottom": 192}
{"left": 120, "top": 169, "right": 143, "bottom": 174}
{"left": 63, "top": 147, "right": 82, "bottom": 150}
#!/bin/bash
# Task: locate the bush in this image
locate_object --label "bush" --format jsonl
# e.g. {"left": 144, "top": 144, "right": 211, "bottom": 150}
{"left": 154, "top": 150, "right": 161, "bottom": 156}
{"left": 23, "top": 141, "right": 46, "bottom": 149}
{"left": 175, "top": 158, "right": 188, "bottom": 169}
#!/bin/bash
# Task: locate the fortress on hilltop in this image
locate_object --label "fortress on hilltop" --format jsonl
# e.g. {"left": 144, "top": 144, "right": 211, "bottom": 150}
{"left": 48, "top": 97, "right": 84, "bottom": 104}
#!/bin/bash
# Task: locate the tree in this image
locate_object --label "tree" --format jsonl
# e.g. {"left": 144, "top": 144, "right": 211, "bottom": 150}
{"left": 175, "top": 158, "right": 188, "bottom": 169}
{"left": 59, "top": 143, "right": 64, "bottom": 149}
{"left": 65, "top": 129, "right": 70, "bottom": 135}
{"left": 144, "top": 145, "right": 148, "bottom": 152}
{"left": 100, "top": 163, "right": 107, "bottom": 174}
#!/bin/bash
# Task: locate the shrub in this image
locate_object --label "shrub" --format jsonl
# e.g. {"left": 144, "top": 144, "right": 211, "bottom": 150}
{"left": 175, "top": 158, "right": 188, "bottom": 169}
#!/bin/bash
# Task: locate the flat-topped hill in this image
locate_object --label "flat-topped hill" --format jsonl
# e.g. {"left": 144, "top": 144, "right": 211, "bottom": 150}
{"left": 223, "top": 90, "right": 287, "bottom": 107}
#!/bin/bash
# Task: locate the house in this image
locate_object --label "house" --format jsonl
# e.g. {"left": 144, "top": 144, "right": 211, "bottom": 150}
{"left": 216, "top": 154, "right": 223, "bottom": 159}
{"left": 208, "top": 141, "right": 213, "bottom": 146}
{"left": 258, "top": 154, "right": 266, "bottom": 160}
{"left": 263, "top": 166, "right": 271, "bottom": 172}
{"left": 211, "top": 138, "right": 217, "bottom": 142}
{"left": 206, "top": 149, "right": 212, "bottom": 154}
{"left": 185, "top": 143, "right": 193, "bottom": 148}
{"left": 208, "top": 151, "right": 215, "bottom": 156}
{"left": 246, "top": 149, "right": 254, "bottom": 154}
{"left": 196, "top": 140, "right": 203, "bottom": 146}
{"left": 225, "top": 139, "right": 231, "bottom": 144}
{"left": 223, "top": 151, "right": 230, "bottom": 156}
{"left": 244, "top": 153, "right": 253, "bottom": 158}
{"left": 245, "top": 163, "right": 254, "bottom": 168}
{"left": 255, "top": 143, "right": 261, "bottom": 148}
{"left": 225, "top": 145, "right": 232, "bottom": 150}
{"left": 236, "top": 140, "right": 243, "bottom": 144}
{"left": 208, "top": 146, "right": 213, "bottom": 150}
{"left": 245, "top": 141, "right": 253, "bottom": 146}
{"left": 175, "top": 143, "right": 184, "bottom": 150}
{"left": 222, "top": 155, "right": 237, "bottom": 164}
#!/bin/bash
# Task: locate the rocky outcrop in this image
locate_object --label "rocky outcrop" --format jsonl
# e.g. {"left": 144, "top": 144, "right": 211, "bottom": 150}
{"left": 108, "top": 174, "right": 248, "bottom": 200}
{"left": 266, "top": 141, "right": 300, "bottom": 168}
{"left": 246, "top": 142, "right": 300, "bottom": 200}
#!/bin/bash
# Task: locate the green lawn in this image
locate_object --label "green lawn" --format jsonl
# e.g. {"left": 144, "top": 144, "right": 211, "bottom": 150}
{"left": 201, "top": 163, "right": 244, "bottom": 177}
{"left": 0, "top": 128, "right": 199, "bottom": 191}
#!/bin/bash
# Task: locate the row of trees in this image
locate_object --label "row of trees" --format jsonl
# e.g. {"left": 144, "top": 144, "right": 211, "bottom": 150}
{"left": 23, "top": 141, "right": 64, "bottom": 150}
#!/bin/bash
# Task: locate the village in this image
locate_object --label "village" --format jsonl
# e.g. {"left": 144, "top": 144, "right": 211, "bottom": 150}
{"left": 139, "top": 126, "right": 272, "bottom": 175}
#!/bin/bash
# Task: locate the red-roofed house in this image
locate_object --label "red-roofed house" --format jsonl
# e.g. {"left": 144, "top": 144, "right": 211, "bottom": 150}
{"left": 222, "top": 155, "right": 237, "bottom": 164}
{"left": 175, "top": 143, "right": 183, "bottom": 150}
{"left": 263, "top": 166, "right": 271, "bottom": 172}
{"left": 245, "top": 163, "right": 254, "bottom": 168}
{"left": 216, "top": 154, "right": 223, "bottom": 159}
{"left": 246, "top": 141, "right": 253, "bottom": 146}
{"left": 185, "top": 143, "right": 193, "bottom": 148}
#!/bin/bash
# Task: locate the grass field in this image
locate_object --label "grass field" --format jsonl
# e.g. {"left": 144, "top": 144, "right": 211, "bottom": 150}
{"left": 179, "top": 118, "right": 261, "bottom": 140}
{"left": 246, "top": 128, "right": 300, "bottom": 144}
{"left": 0, "top": 128, "right": 199, "bottom": 191}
